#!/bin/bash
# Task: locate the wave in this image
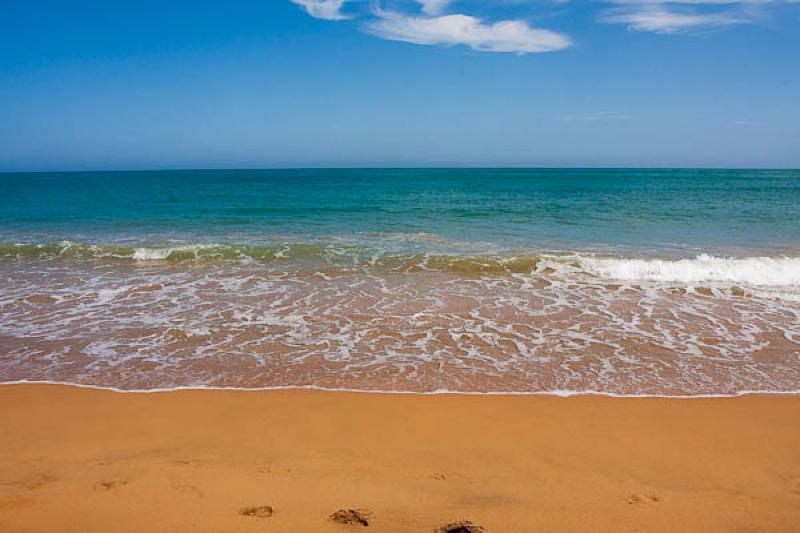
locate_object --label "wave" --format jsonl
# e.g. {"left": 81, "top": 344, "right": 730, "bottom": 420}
{"left": 579, "top": 254, "right": 800, "bottom": 288}
{"left": 2, "top": 241, "right": 799, "bottom": 290}
{"left": 0, "top": 241, "right": 541, "bottom": 275}
{"left": 0, "top": 241, "right": 352, "bottom": 263}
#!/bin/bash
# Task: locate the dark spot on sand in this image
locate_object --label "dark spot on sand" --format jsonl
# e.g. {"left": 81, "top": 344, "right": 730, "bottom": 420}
{"left": 94, "top": 480, "right": 127, "bottom": 491}
{"left": 436, "top": 520, "right": 487, "bottom": 533}
{"left": 173, "top": 458, "right": 204, "bottom": 467}
{"left": 626, "top": 493, "right": 660, "bottom": 505}
{"left": 240, "top": 505, "right": 274, "bottom": 518}
{"left": 330, "top": 508, "right": 370, "bottom": 526}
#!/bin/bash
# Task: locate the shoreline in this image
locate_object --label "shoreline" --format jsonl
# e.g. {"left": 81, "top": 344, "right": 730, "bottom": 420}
{"left": 4, "top": 379, "right": 800, "bottom": 398}
{"left": 2, "top": 383, "right": 799, "bottom": 532}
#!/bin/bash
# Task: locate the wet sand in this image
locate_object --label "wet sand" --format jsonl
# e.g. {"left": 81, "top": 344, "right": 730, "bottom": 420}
{"left": 5, "top": 262, "right": 800, "bottom": 396}
{"left": 1, "top": 384, "right": 799, "bottom": 532}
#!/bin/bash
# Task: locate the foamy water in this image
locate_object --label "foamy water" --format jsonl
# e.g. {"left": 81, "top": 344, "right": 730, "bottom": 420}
{"left": 1, "top": 246, "right": 798, "bottom": 395}
{"left": 1, "top": 168, "right": 799, "bottom": 395}
{"left": 580, "top": 254, "right": 800, "bottom": 289}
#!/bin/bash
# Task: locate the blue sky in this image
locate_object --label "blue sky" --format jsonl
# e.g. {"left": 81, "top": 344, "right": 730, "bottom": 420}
{"left": 0, "top": 0, "right": 798, "bottom": 170}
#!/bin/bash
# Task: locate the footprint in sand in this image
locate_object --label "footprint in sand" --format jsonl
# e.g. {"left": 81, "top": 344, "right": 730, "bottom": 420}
{"left": 435, "top": 520, "right": 488, "bottom": 533}
{"left": 626, "top": 494, "right": 660, "bottom": 505}
{"left": 93, "top": 480, "right": 128, "bottom": 492}
{"left": 330, "top": 508, "right": 370, "bottom": 526}
{"left": 239, "top": 505, "right": 274, "bottom": 518}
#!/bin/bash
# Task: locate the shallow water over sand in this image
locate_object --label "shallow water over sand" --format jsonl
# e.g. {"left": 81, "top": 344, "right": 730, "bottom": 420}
{"left": 2, "top": 255, "right": 798, "bottom": 395}
{"left": 2, "top": 168, "right": 799, "bottom": 395}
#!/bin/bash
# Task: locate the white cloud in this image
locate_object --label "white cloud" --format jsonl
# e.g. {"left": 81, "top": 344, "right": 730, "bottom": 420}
{"left": 602, "top": 7, "right": 743, "bottom": 32}
{"left": 366, "top": 11, "right": 571, "bottom": 54}
{"left": 605, "top": 1, "right": 790, "bottom": 5}
{"left": 600, "top": 0, "right": 799, "bottom": 33}
{"left": 288, "top": 0, "right": 798, "bottom": 44}
{"left": 291, "top": 0, "right": 349, "bottom": 21}
{"left": 418, "top": 0, "right": 452, "bottom": 15}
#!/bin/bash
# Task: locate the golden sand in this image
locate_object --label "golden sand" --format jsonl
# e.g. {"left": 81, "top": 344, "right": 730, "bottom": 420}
{"left": 1, "top": 384, "right": 799, "bottom": 532}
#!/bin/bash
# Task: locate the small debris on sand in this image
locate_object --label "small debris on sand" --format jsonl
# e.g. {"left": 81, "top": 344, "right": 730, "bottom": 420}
{"left": 626, "top": 494, "right": 660, "bottom": 505}
{"left": 239, "top": 505, "right": 274, "bottom": 518}
{"left": 330, "top": 508, "right": 371, "bottom": 526}
{"left": 435, "top": 520, "right": 487, "bottom": 533}
{"left": 93, "top": 480, "right": 127, "bottom": 491}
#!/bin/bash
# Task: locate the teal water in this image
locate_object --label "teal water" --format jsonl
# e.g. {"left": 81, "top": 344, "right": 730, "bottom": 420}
{"left": 1, "top": 168, "right": 799, "bottom": 255}
{"left": 1, "top": 168, "right": 800, "bottom": 394}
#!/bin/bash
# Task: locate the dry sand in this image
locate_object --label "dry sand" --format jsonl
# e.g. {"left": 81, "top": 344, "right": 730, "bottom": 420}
{"left": 1, "top": 384, "right": 799, "bottom": 532}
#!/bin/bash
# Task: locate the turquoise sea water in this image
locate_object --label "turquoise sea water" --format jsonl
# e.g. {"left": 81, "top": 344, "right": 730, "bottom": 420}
{"left": 1, "top": 168, "right": 799, "bottom": 395}
{"left": 1, "top": 168, "right": 799, "bottom": 255}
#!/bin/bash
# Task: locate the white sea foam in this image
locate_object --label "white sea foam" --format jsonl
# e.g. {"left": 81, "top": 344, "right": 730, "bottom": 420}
{"left": 2, "top": 247, "right": 800, "bottom": 395}
{"left": 131, "top": 245, "right": 208, "bottom": 261}
{"left": 579, "top": 254, "right": 800, "bottom": 288}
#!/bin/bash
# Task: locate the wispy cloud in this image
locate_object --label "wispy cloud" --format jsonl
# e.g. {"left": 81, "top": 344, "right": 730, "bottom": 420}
{"left": 600, "top": 0, "right": 797, "bottom": 33}
{"left": 601, "top": 7, "right": 743, "bottom": 33}
{"left": 289, "top": 0, "right": 798, "bottom": 47}
{"left": 366, "top": 9, "right": 571, "bottom": 54}
{"left": 418, "top": 0, "right": 452, "bottom": 16}
{"left": 291, "top": 0, "right": 350, "bottom": 21}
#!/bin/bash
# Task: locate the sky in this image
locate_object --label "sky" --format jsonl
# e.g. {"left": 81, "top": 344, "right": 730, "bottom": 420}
{"left": 0, "top": 0, "right": 798, "bottom": 171}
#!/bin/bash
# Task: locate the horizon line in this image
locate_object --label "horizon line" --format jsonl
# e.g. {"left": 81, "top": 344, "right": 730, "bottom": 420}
{"left": 2, "top": 165, "right": 800, "bottom": 175}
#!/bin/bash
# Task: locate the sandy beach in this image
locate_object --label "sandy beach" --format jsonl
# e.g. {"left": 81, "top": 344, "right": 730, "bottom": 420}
{"left": 0, "top": 384, "right": 798, "bottom": 532}
{"left": 4, "top": 0, "right": 800, "bottom": 529}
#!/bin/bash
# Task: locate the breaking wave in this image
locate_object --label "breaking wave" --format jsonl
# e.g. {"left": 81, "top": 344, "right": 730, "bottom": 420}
{"left": 578, "top": 254, "right": 800, "bottom": 288}
{"left": 2, "top": 241, "right": 799, "bottom": 292}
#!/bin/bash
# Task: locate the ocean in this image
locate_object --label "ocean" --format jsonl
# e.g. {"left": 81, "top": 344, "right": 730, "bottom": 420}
{"left": 1, "top": 168, "right": 799, "bottom": 395}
